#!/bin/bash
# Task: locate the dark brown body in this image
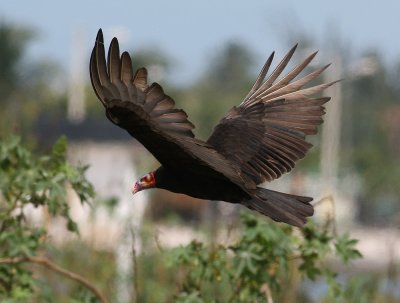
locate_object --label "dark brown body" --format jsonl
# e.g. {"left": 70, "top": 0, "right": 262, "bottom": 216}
{"left": 154, "top": 166, "right": 250, "bottom": 203}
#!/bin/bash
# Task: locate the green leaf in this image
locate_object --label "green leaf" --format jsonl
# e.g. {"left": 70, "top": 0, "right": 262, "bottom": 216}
{"left": 335, "top": 233, "right": 363, "bottom": 264}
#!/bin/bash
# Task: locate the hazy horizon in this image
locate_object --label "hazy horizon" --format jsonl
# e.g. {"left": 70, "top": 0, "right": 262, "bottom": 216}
{"left": 2, "top": 1, "right": 399, "bottom": 85}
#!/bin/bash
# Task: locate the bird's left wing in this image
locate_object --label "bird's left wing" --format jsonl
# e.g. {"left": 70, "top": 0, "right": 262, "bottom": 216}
{"left": 207, "top": 45, "right": 338, "bottom": 185}
{"left": 90, "top": 29, "right": 249, "bottom": 187}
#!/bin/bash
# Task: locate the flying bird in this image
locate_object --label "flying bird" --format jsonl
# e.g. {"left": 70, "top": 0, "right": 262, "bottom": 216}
{"left": 90, "top": 29, "right": 336, "bottom": 227}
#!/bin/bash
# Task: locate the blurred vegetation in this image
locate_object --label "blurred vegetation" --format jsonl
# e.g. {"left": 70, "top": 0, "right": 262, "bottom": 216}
{"left": 340, "top": 51, "right": 400, "bottom": 223}
{"left": 0, "top": 135, "right": 366, "bottom": 303}
{"left": 166, "top": 212, "right": 362, "bottom": 303}
{"left": 0, "top": 22, "right": 64, "bottom": 144}
{"left": 1, "top": 135, "right": 398, "bottom": 302}
{"left": 0, "top": 136, "right": 97, "bottom": 301}
{"left": 172, "top": 41, "right": 256, "bottom": 139}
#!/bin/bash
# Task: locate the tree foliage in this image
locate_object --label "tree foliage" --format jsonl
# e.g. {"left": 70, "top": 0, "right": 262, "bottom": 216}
{"left": 341, "top": 52, "right": 400, "bottom": 222}
{"left": 167, "top": 212, "right": 361, "bottom": 303}
{"left": 0, "top": 136, "right": 97, "bottom": 301}
{"left": 0, "top": 22, "right": 62, "bottom": 140}
{"left": 0, "top": 22, "right": 34, "bottom": 100}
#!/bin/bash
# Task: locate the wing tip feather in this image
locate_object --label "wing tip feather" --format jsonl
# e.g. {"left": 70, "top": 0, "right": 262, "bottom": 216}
{"left": 96, "top": 28, "right": 104, "bottom": 44}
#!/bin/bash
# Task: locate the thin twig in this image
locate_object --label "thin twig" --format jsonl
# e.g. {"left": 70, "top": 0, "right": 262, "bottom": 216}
{"left": 287, "top": 254, "right": 302, "bottom": 261}
{"left": 154, "top": 229, "right": 164, "bottom": 253}
{"left": 0, "top": 256, "right": 109, "bottom": 303}
{"left": 131, "top": 229, "right": 138, "bottom": 303}
{"left": 261, "top": 283, "right": 274, "bottom": 303}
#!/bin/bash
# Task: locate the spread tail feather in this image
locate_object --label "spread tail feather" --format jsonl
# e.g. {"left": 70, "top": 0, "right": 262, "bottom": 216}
{"left": 244, "top": 187, "right": 314, "bottom": 227}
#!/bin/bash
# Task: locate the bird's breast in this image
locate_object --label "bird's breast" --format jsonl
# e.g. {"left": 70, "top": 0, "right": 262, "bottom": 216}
{"left": 155, "top": 168, "right": 248, "bottom": 203}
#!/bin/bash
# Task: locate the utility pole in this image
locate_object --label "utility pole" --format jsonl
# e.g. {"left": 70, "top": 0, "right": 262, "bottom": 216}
{"left": 319, "top": 53, "right": 342, "bottom": 220}
{"left": 321, "top": 54, "right": 342, "bottom": 191}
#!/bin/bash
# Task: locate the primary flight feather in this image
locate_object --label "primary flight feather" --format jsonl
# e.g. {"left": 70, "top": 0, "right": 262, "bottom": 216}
{"left": 90, "top": 29, "right": 337, "bottom": 227}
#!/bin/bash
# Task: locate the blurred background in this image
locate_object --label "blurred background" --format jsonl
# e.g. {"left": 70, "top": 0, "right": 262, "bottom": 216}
{"left": 1, "top": 0, "right": 400, "bottom": 302}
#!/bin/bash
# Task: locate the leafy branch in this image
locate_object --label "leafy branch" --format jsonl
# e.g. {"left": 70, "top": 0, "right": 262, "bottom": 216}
{"left": 0, "top": 136, "right": 98, "bottom": 301}
{"left": 167, "top": 211, "right": 362, "bottom": 303}
{"left": 0, "top": 256, "right": 108, "bottom": 303}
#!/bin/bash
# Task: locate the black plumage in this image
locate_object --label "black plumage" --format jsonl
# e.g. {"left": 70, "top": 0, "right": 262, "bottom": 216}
{"left": 90, "top": 29, "right": 337, "bottom": 227}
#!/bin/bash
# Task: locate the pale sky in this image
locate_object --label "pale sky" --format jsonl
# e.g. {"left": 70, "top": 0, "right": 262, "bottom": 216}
{"left": 1, "top": 0, "right": 399, "bottom": 85}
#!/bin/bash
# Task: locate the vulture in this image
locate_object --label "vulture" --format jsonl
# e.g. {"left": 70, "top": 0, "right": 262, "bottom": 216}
{"left": 90, "top": 29, "right": 337, "bottom": 227}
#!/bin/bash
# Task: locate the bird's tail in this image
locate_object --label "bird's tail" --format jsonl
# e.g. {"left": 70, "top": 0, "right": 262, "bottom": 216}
{"left": 243, "top": 187, "right": 314, "bottom": 227}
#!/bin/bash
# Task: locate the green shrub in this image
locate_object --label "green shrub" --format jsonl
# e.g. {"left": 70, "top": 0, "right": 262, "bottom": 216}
{"left": 167, "top": 211, "right": 362, "bottom": 303}
{"left": 0, "top": 136, "right": 97, "bottom": 302}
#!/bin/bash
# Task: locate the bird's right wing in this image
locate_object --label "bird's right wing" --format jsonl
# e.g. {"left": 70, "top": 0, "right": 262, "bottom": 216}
{"left": 90, "top": 29, "right": 250, "bottom": 187}
{"left": 207, "top": 45, "right": 338, "bottom": 185}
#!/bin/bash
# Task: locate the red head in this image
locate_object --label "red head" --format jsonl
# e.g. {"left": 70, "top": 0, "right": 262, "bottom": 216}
{"left": 132, "top": 171, "right": 156, "bottom": 194}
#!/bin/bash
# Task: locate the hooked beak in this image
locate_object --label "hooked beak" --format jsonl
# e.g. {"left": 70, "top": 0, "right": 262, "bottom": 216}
{"left": 132, "top": 172, "right": 156, "bottom": 195}
{"left": 132, "top": 182, "right": 142, "bottom": 195}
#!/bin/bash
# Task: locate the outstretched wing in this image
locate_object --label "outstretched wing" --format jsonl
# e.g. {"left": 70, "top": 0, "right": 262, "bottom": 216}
{"left": 90, "top": 29, "right": 250, "bottom": 187}
{"left": 90, "top": 29, "right": 195, "bottom": 139}
{"left": 207, "top": 45, "right": 338, "bottom": 185}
